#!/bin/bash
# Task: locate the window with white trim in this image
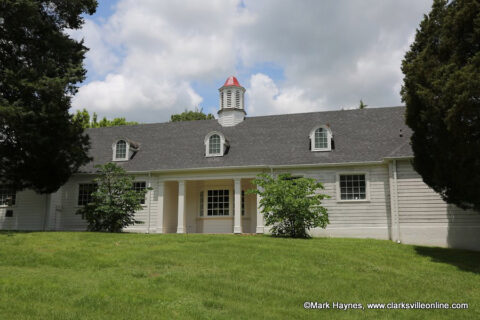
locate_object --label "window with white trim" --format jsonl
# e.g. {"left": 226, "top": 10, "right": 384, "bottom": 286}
{"left": 207, "top": 189, "right": 229, "bottom": 216}
{"left": 315, "top": 128, "right": 328, "bottom": 149}
{"left": 241, "top": 190, "right": 245, "bottom": 216}
{"left": 78, "top": 183, "right": 97, "bottom": 206}
{"left": 0, "top": 186, "right": 16, "bottom": 206}
{"left": 339, "top": 174, "right": 366, "bottom": 200}
{"left": 133, "top": 181, "right": 147, "bottom": 205}
{"left": 310, "top": 125, "right": 332, "bottom": 151}
{"left": 205, "top": 132, "right": 225, "bottom": 157}
{"left": 112, "top": 139, "right": 130, "bottom": 161}
{"left": 199, "top": 191, "right": 204, "bottom": 216}
{"left": 209, "top": 134, "right": 221, "bottom": 155}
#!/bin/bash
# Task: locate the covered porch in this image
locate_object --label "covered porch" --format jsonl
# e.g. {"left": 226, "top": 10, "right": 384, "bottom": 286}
{"left": 156, "top": 178, "right": 264, "bottom": 234}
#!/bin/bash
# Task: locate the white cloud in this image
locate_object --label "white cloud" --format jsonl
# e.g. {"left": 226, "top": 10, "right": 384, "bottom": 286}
{"left": 72, "top": 0, "right": 432, "bottom": 121}
{"left": 247, "top": 74, "right": 322, "bottom": 116}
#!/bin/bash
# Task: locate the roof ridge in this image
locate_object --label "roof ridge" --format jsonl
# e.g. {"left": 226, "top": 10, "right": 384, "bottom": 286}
{"left": 85, "top": 106, "right": 406, "bottom": 130}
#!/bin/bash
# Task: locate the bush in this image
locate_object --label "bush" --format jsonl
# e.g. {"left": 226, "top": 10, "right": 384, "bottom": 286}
{"left": 249, "top": 173, "right": 329, "bottom": 238}
{"left": 76, "top": 163, "right": 150, "bottom": 232}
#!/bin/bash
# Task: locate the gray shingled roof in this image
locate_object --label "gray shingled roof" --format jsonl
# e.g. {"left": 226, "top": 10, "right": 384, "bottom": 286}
{"left": 81, "top": 106, "right": 412, "bottom": 173}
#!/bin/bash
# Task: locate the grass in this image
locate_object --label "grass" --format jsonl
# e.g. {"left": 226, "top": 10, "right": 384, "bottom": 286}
{"left": 0, "top": 232, "right": 479, "bottom": 319}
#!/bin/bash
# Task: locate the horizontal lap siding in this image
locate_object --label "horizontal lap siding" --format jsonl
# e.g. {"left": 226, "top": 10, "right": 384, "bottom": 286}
{"left": 59, "top": 174, "right": 157, "bottom": 232}
{"left": 396, "top": 160, "right": 480, "bottom": 225}
{"left": 125, "top": 175, "right": 156, "bottom": 233}
{"left": 0, "top": 190, "right": 46, "bottom": 230}
{"left": 59, "top": 176, "right": 90, "bottom": 230}
{"left": 296, "top": 165, "right": 390, "bottom": 229}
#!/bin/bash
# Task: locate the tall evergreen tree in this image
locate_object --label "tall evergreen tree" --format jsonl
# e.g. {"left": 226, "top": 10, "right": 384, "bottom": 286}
{"left": 0, "top": 1, "right": 97, "bottom": 193}
{"left": 401, "top": 0, "right": 480, "bottom": 211}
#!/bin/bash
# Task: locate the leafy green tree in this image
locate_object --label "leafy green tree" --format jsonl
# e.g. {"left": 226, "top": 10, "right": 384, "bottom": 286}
{"left": 170, "top": 107, "right": 215, "bottom": 122}
{"left": 359, "top": 99, "right": 368, "bottom": 109}
{"left": 72, "top": 109, "right": 91, "bottom": 129}
{"left": 401, "top": 0, "right": 480, "bottom": 211}
{"left": 0, "top": 0, "right": 97, "bottom": 194}
{"left": 76, "top": 163, "right": 150, "bottom": 232}
{"left": 73, "top": 109, "right": 138, "bottom": 128}
{"left": 248, "top": 173, "right": 330, "bottom": 238}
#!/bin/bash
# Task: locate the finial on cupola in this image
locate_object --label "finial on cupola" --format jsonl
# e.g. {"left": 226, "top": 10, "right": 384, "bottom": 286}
{"left": 218, "top": 76, "right": 246, "bottom": 127}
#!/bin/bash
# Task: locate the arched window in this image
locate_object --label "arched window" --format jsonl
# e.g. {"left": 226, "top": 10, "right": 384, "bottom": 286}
{"left": 310, "top": 126, "right": 332, "bottom": 151}
{"left": 209, "top": 134, "right": 221, "bottom": 155}
{"left": 205, "top": 131, "right": 225, "bottom": 157}
{"left": 113, "top": 139, "right": 129, "bottom": 161}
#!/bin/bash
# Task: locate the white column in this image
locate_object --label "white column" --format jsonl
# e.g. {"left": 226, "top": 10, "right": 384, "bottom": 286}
{"left": 156, "top": 180, "right": 164, "bottom": 234}
{"left": 177, "top": 180, "right": 186, "bottom": 234}
{"left": 233, "top": 178, "right": 242, "bottom": 234}
{"left": 256, "top": 192, "right": 264, "bottom": 234}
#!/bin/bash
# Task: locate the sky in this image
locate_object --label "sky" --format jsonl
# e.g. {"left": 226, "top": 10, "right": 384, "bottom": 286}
{"left": 68, "top": 0, "right": 433, "bottom": 123}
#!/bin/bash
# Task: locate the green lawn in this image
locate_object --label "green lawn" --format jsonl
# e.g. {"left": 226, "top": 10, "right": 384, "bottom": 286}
{"left": 0, "top": 233, "right": 478, "bottom": 319}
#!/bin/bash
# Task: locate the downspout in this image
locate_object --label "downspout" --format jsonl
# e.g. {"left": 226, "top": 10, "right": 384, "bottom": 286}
{"left": 393, "top": 160, "right": 401, "bottom": 243}
{"left": 147, "top": 172, "right": 152, "bottom": 234}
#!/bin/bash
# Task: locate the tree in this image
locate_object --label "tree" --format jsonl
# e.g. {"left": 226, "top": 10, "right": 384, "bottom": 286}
{"left": 73, "top": 108, "right": 139, "bottom": 128}
{"left": 0, "top": 0, "right": 97, "bottom": 194}
{"left": 359, "top": 99, "right": 368, "bottom": 109}
{"left": 401, "top": 0, "right": 480, "bottom": 211}
{"left": 170, "top": 107, "right": 215, "bottom": 122}
{"left": 76, "top": 163, "right": 150, "bottom": 232}
{"left": 248, "top": 173, "right": 330, "bottom": 238}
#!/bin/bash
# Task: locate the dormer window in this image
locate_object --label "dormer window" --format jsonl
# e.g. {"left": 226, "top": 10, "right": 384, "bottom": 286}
{"left": 205, "top": 131, "right": 226, "bottom": 157}
{"left": 113, "top": 139, "right": 129, "bottom": 161}
{"left": 310, "top": 126, "right": 332, "bottom": 152}
{"left": 209, "top": 135, "right": 221, "bottom": 154}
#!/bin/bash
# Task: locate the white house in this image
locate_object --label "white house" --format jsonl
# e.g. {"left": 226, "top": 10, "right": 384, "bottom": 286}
{"left": 1, "top": 76, "right": 479, "bottom": 251}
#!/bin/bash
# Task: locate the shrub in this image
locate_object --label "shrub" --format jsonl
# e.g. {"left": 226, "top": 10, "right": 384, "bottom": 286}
{"left": 249, "top": 173, "right": 329, "bottom": 238}
{"left": 76, "top": 163, "right": 150, "bottom": 232}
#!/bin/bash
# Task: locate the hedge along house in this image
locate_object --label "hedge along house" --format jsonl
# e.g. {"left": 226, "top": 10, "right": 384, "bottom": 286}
{"left": 1, "top": 76, "right": 480, "bottom": 251}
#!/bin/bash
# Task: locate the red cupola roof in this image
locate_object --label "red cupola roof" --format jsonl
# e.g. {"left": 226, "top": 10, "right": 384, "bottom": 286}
{"left": 223, "top": 76, "right": 241, "bottom": 87}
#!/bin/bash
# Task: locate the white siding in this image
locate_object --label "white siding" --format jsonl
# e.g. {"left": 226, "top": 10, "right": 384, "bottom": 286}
{"left": 396, "top": 160, "right": 480, "bottom": 250}
{"left": 218, "top": 109, "right": 245, "bottom": 127}
{"left": 58, "top": 176, "right": 92, "bottom": 230}
{"left": 0, "top": 190, "right": 46, "bottom": 230}
{"left": 283, "top": 166, "right": 392, "bottom": 240}
{"left": 125, "top": 174, "right": 156, "bottom": 233}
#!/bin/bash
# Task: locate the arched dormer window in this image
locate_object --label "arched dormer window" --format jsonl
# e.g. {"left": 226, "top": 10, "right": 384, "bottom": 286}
{"left": 310, "top": 126, "right": 332, "bottom": 152}
{"left": 205, "top": 131, "right": 226, "bottom": 157}
{"left": 113, "top": 139, "right": 129, "bottom": 161}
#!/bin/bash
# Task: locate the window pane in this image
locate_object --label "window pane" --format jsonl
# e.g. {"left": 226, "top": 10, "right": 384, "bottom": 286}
{"left": 116, "top": 140, "right": 127, "bottom": 159}
{"left": 78, "top": 183, "right": 98, "bottom": 206}
{"left": 206, "top": 189, "right": 230, "bottom": 216}
{"left": 133, "top": 182, "right": 147, "bottom": 204}
{"left": 339, "top": 175, "right": 366, "bottom": 200}
{"left": 0, "top": 186, "right": 16, "bottom": 206}
{"left": 241, "top": 190, "right": 245, "bottom": 216}
{"left": 314, "top": 128, "right": 328, "bottom": 149}
{"left": 209, "top": 135, "right": 221, "bottom": 154}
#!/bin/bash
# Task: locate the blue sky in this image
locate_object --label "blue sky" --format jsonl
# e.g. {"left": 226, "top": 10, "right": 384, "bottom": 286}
{"left": 71, "top": 0, "right": 432, "bottom": 123}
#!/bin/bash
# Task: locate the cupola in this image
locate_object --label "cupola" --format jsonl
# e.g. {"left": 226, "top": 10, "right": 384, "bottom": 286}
{"left": 218, "top": 76, "right": 246, "bottom": 127}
